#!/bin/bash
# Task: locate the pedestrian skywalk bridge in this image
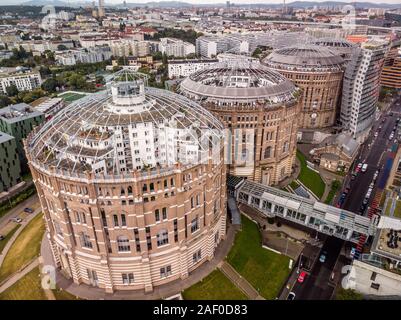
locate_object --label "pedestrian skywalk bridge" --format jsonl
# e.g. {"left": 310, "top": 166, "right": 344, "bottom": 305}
{"left": 232, "top": 179, "right": 379, "bottom": 244}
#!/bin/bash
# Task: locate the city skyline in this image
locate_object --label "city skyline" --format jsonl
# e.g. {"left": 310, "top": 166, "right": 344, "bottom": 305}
{"left": 2, "top": 0, "right": 401, "bottom": 5}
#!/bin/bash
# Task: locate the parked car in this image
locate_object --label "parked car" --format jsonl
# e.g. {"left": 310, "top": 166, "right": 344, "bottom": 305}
{"left": 362, "top": 163, "right": 368, "bottom": 173}
{"left": 287, "top": 292, "right": 296, "bottom": 300}
{"left": 297, "top": 271, "right": 307, "bottom": 283}
{"left": 10, "top": 217, "right": 22, "bottom": 223}
{"left": 319, "top": 251, "right": 327, "bottom": 263}
{"left": 24, "top": 207, "right": 33, "bottom": 214}
{"left": 374, "top": 132, "right": 378, "bottom": 138}
{"left": 356, "top": 163, "right": 363, "bottom": 172}
{"left": 0, "top": 235, "right": 4, "bottom": 241}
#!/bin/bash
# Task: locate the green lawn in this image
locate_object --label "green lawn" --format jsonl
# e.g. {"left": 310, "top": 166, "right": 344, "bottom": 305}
{"left": 289, "top": 180, "right": 300, "bottom": 190}
{"left": 384, "top": 199, "right": 393, "bottom": 216}
{"left": 297, "top": 150, "right": 325, "bottom": 199}
{"left": 59, "top": 92, "right": 86, "bottom": 103}
{"left": 0, "top": 267, "right": 47, "bottom": 300}
{"left": 325, "top": 180, "right": 341, "bottom": 205}
{"left": 0, "top": 224, "right": 21, "bottom": 255}
{"left": 394, "top": 200, "right": 401, "bottom": 218}
{"left": 182, "top": 269, "right": 248, "bottom": 300}
{"left": 0, "top": 213, "right": 45, "bottom": 283}
{"left": 227, "top": 215, "right": 291, "bottom": 299}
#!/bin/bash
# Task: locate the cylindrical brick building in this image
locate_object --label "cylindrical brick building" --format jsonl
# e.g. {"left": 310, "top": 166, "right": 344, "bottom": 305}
{"left": 263, "top": 46, "right": 344, "bottom": 130}
{"left": 179, "top": 59, "right": 301, "bottom": 185}
{"left": 25, "top": 70, "right": 226, "bottom": 293}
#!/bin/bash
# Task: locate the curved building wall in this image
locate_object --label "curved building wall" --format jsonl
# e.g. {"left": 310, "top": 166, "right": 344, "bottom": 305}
{"left": 29, "top": 158, "right": 226, "bottom": 293}
{"left": 273, "top": 69, "right": 343, "bottom": 129}
{"left": 182, "top": 98, "right": 300, "bottom": 185}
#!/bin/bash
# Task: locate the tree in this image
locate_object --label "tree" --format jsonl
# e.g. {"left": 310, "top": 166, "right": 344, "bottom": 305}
{"left": 39, "top": 66, "right": 51, "bottom": 77}
{"left": 252, "top": 47, "right": 262, "bottom": 58}
{"left": 57, "top": 44, "right": 68, "bottom": 51}
{"left": 41, "top": 78, "right": 59, "bottom": 92}
{"left": 335, "top": 288, "right": 363, "bottom": 300}
{"left": 68, "top": 73, "right": 86, "bottom": 90}
{"left": 0, "top": 95, "right": 11, "bottom": 108}
{"left": 6, "top": 84, "right": 19, "bottom": 97}
{"left": 95, "top": 75, "right": 105, "bottom": 85}
{"left": 20, "top": 88, "right": 46, "bottom": 104}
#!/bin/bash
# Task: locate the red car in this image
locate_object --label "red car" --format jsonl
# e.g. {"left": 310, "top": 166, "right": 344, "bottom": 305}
{"left": 297, "top": 271, "right": 307, "bottom": 283}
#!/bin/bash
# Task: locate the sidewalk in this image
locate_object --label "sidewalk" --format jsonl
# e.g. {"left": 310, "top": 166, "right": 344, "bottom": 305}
{"left": 218, "top": 261, "right": 264, "bottom": 300}
{"left": 0, "top": 258, "right": 39, "bottom": 293}
{"left": 0, "top": 209, "right": 42, "bottom": 268}
{"left": 40, "top": 224, "right": 240, "bottom": 300}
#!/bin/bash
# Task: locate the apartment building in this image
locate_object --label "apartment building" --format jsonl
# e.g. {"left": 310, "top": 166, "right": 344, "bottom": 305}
{"left": 55, "top": 47, "right": 112, "bottom": 66}
{"left": 0, "top": 132, "right": 21, "bottom": 193}
{"left": 160, "top": 38, "right": 195, "bottom": 57}
{"left": 340, "top": 41, "right": 388, "bottom": 142}
{"left": 0, "top": 103, "right": 44, "bottom": 171}
{"left": 167, "top": 58, "right": 218, "bottom": 78}
{"left": 0, "top": 71, "right": 42, "bottom": 95}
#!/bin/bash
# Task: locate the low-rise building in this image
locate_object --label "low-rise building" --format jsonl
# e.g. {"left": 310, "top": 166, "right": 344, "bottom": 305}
{"left": 0, "top": 131, "right": 21, "bottom": 193}
{"left": 310, "top": 133, "right": 359, "bottom": 172}
{"left": 55, "top": 47, "right": 112, "bottom": 66}
{"left": 167, "top": 58, "right": 218, "bottom": 78}
{"left": 30, "top": 97, "right": 65, "bottom": 119}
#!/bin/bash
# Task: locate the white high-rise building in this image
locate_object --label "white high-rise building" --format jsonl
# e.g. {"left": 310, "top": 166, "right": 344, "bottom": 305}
{"left": 159, "top": 38, "right": 195, "bottom": 58}
{"left": 340, "top": 41, "right": 388, "bottom": 142}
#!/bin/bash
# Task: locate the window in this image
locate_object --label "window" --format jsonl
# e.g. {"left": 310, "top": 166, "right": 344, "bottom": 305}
{"left": 117, "top": 236, "right": 130, "bottom": 252}
{"left": 370, "top": 272, "right": 377, "bottom": 281}
{"left": 122, "top": 273, "right": 134, "bottom": 284}
{"left": 371, "top": 283, "right": 380, "bottom": 290}
{"left": 162, "top": 207, "right": 167, "bottom": 220}
{"left": 160, "top": 265, "right": 172, "bottom": 278}
{"left": 193, "top": 249, "right": 201, "bottom": 263}
{"left": 155, "top": 209, "right": 160, "bottom": 222}
{"left": 75, "top": 211, "right": 81, "bottom": 223}
{"left": 282, "top": 141, "right": 289, "bottom": 153}
{"left": 264, "top": 146, "right": 271, "bottom": 159}
{"left": 80, "top": 233, "right": 92, "bottom": 249}
{"left": 191, "top": 216, "right": 199, "bottom": 233}
{"left": 121, "top": 214, "right": 127, "bottom": 227}
{"left": 113, "top": 214, "right": 119, "bottom": 227}
{"left": 157, "top": 229, "right": 169, "bottom": 246}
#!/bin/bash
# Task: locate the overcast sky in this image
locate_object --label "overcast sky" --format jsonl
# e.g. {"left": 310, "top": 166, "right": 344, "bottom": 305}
{"left": 3, "top": 0, "right": 401, "bottom": 5}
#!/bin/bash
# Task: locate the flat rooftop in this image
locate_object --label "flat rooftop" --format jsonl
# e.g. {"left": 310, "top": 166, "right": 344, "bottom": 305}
{"left": 372, "top": 228, "right": 401, "bottom": 263}
{"left": 0, "top": 103, "right": 43, "bottom": 124}
{"left": 0, "top": 131, "right": 14, "bottom": 144}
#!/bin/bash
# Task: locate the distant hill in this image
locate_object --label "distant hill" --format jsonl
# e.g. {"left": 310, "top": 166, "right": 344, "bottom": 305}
{"left": 11, "top": 0, "right": 401, "bottom": 9}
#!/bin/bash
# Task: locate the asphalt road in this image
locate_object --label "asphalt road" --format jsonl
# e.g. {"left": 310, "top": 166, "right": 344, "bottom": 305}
{"left": 342, "top": 105, "right": 400, "bottom": 214}
{"left": 0, "top": 194, "right": 39, "bottom": 231}
{"left": 286, "top": 96, "right": 401, "bottom": 300}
